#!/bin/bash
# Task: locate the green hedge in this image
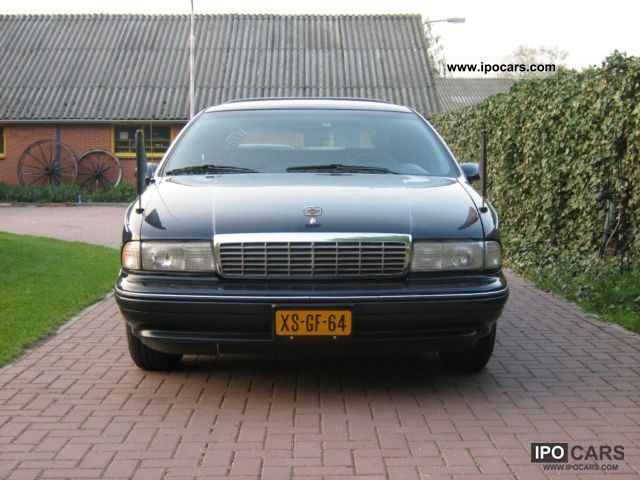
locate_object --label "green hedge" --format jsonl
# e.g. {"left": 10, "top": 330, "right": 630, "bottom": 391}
{"left": 0, "top": 182, "right": 137, "bottom": 203}
{"left": 431, "top": 52, "right": 640, "bottom": 275}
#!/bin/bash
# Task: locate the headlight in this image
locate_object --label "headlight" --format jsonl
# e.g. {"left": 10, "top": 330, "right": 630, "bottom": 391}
{"left": 411, "top": 240, "right": 501, "bottom": 272}
{"left": 121, "top": 241, "right": 216, "bottom": 272}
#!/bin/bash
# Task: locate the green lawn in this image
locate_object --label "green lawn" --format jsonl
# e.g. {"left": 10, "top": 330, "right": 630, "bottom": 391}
{"left": 0, "top": 232, "right": 119, "bottom": 365}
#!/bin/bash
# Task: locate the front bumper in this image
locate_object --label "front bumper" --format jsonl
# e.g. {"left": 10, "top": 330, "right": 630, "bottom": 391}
{"left": 115, "top": 272, "right": 508, "bottom": 355}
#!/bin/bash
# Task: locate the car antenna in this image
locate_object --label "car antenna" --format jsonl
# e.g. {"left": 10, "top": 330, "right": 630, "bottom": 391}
{"left": 479, "top": 127, "right": 488, "bottom": 213}
{"left": 135, "top": 129, "right": 147, "bottom": 214}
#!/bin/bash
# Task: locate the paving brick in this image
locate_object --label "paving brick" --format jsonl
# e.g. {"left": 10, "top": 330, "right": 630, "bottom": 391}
{"left": 259, "top": 466, "right": 290, "bottom": 480}
{"left": 0, "top": 460, "right": 18, "bottom": 478}
{"left": 354, "top": 456, "right": 386, "bottom": 475}
{"left": 385, "top": 465, "right": 420, "bottom": 479}
{"left": 103, "top": 459, "right": 139, "bottom": 478}
{"left": 80, "top": 450, "right": 115, "bottom": 469}
{"left": 6, "top": 470, "right": 42, "bottom": 480}
{"left": 322, "top": 448, "right": 353, "bottom": 466}
{"left": 229, "top": 457, "right": 262, "bottom": 476}
{"left": 131, "top": 468, "right": 165, "bottom": 480}
{"left": 293, "top": 441, "right": 322, "bottom": 458}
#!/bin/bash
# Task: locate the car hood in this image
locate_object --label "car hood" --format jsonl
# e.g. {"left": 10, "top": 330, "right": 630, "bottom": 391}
{"left": 139, "top": 173, "right": 484, "bottom": 240}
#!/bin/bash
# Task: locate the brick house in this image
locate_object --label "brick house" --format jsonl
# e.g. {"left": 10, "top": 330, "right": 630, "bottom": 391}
{"left": 0, "top": 14, "right": 514, "bottom": 187}
{"left": 0, "top": 123, "right": 185, "bottom": 187}
{"left": 0, "top": 13, "right": 440, "bottom": 186}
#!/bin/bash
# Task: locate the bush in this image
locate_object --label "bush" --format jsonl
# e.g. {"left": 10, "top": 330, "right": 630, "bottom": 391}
{"left": 431, "top": 52, "right": 640, "bottom": 274}
{"left": 0, "top": 182, "right": 137, "bottom": 204}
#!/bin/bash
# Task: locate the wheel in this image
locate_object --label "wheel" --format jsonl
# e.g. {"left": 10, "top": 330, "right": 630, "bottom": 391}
{"left": 126, "top": 323, "right": 182, "bottom": 371}
{"left": 18, "top": 140, "right": 78, "bottom": 186}
{"left": 76, "top": 149, "right": 123, "bottom": 191}
{"left": 439, "top": 325, "right": 496, "bottom": 372}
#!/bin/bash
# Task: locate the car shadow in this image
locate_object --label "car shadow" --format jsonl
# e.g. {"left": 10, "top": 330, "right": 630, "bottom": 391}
{"left": 166, "top": 352, "right": 498, "bottom": 393}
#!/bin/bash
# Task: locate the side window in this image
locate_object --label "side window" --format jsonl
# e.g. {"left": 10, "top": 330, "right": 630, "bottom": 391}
{"left": 113, "top": 126, "right": 138, "bottom": 155}
{"left": 143, "top": 125, "right": 171, "bottom": 156}
{"left": 113, "top": 125, "right": 172, "bottom": 157}
{"left": 0, "top": 126, "right": 5, "bottom": 156}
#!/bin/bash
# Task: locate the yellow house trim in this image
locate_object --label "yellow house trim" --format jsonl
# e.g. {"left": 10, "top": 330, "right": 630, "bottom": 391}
{"left": 0, "top": 126, "right": 6, "bottom": 158}
{"left": 111, "top": 124, "right": 174, "bottom": 159}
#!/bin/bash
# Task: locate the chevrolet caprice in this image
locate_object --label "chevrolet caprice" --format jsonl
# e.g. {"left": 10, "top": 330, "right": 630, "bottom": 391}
{"left": 115, "top": 98, "right": 508, "bottom": 371}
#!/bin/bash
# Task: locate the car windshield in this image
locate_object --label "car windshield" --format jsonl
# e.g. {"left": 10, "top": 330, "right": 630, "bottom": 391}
{"left": 162, "top": 109, "right": 459, "bottom": 177}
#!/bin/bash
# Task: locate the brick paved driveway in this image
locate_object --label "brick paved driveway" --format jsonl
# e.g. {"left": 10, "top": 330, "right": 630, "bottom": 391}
{"left": 1, "top": 206, "right": 639, "bottom": 479}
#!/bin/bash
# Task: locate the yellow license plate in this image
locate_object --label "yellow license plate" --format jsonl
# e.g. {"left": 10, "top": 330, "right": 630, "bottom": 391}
{"left": 275, "top": 310, "right": 352, "bottom": 336}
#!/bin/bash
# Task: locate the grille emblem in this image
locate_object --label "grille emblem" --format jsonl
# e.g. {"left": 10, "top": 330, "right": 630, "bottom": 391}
{"left": 303, "top": 206, "right": 322, "bottom": 226}
{"left": 303, "top": 206, "right": 322, "bottom": 217}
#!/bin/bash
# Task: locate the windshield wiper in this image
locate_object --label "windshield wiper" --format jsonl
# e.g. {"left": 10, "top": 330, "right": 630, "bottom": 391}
{"left": 286, "top": 164, "right": 397, "bottom": 174}
{"left": 165, "top": 164, "right": 258, "bottom": 175}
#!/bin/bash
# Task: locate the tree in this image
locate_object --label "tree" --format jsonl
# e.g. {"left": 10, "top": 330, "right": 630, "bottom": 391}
{"left": 424, "top": 22, "right": 446, "bottom": 77}
{"left": 499, "top": 45, "right": 569, "bottom": 79}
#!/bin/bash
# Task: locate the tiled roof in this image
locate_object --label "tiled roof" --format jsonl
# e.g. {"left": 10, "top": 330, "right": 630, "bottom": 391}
{"left": 435, "top": 77, "right": 515, "bottom": 111}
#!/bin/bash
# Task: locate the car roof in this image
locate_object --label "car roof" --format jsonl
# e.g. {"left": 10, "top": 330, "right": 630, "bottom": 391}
{"left": 206, "top": 97, "right": 414, "bottom": 113}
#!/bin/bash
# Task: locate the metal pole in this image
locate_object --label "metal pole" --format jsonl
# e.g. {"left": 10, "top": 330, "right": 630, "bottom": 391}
{"left": 480, "top": 128, "right": 488, "bottom": 212}
{"left": 423, "top": 17, "right": 466, "bottom": 25}
{"left": 55, "top": 125, "right": 62, "bottom": 186}
{"left": 189, "top": 0, "right": 195, "bottom": 119}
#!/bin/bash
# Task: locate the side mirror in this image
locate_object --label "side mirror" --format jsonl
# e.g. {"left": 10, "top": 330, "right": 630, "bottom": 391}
{"left": 135, "top": 129, "right": 148, "bottom": 195}
{"left": 145, "top": 163, "right": 158, "bottom": 185}
{"left": 460, "top": 162, "right": 480, "bottom": 182}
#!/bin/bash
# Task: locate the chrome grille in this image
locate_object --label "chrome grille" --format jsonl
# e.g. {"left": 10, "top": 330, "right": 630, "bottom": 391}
{"left": 217, "top": 235, "right": 410, "bottom": 278}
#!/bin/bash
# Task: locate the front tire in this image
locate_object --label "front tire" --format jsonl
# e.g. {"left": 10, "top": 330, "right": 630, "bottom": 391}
{"left": 126, "top": 323, "right": 182, "bottom": 371}
{"left": 439, "top": 325, "right": 496, "bottom": 372}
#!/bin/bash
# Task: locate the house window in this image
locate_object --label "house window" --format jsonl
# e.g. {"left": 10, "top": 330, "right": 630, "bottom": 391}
{"left": 113, "top": 125, "right": 172, "bottom": 157}
{"left": 0, "top": 126, "right": 5, "bottom": 157}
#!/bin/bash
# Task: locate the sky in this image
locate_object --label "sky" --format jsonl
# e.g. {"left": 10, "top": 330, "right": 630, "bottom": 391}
{"left": 2, "top": 0, "right": 639, "bottom": 73}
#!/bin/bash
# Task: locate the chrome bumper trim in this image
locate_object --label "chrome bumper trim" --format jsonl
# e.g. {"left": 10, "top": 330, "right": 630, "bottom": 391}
{"left": 115, "top": 285, "right": 508, "bottom": 302}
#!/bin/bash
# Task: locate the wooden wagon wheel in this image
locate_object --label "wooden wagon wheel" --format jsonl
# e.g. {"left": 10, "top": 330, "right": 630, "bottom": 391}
{"left": 17, "top": 140, "right": 78, "bottom": 186}
{"left": 76, "top": 149, "right": 123, "bottom": 191}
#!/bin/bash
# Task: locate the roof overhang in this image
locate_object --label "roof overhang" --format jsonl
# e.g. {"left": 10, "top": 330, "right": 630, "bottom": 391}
{"left": 0, "top": 119, "right": 187, "bottom": 124}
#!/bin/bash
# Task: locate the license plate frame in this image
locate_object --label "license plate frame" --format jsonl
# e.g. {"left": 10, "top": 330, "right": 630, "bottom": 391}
{"left": 273, "top": 308, "right": 353, "bottom": 338}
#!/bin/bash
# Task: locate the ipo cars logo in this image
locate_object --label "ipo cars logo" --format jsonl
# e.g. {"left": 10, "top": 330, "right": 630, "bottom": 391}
{"left": 531, "top": 443, "right": 569, "bottom": 463}
{"left": 531, "top": 443, "right": 624, "bottom": 463}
